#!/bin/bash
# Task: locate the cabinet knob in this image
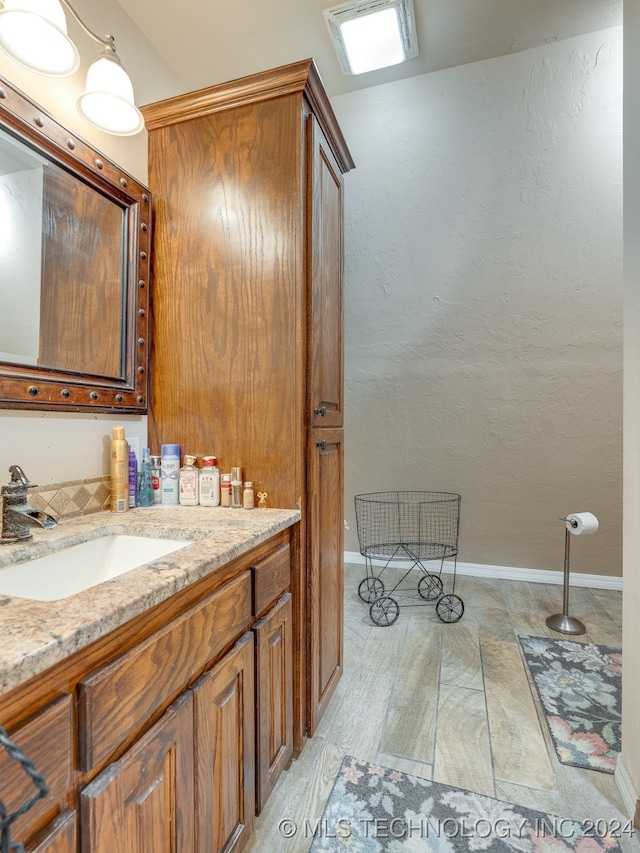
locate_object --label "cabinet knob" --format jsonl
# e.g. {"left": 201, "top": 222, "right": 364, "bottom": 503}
{"left": 315, "top": 440, "right": 327, "bottom": 451}
{"left": 314, "top": 406, "right": 327, "bottom": 417}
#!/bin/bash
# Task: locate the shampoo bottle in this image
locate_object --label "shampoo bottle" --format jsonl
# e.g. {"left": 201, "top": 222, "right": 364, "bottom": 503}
{"left": 128, "top": 447, "right": 138, "bottom": 509}
{"left": 110, "top": 426, "right": 128, "bottom": 513}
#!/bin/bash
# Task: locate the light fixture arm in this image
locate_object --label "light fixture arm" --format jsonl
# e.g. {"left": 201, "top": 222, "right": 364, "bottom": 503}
{"left": 57, "top": 0, "right": 119, "bottom": 58}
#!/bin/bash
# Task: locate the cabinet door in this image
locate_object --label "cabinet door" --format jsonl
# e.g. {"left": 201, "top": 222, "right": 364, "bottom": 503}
{"left": 192, "top": 632, "right": 255, "bottom": 853}
{"left": 28, "top": 811, "right": 76, "bottom": 853}
{"left": 307, "top": 429, "right": 344, "bottom": 735}
{"left": 254, "top": 593, "right": 293, "bottom": 813}
{"left": 0, "top": 696, "right": 73, "bottom": 846}
{"left": 80, "top": 691, "right": 195, "bottom": 852}
{"left": 308, "top": 114, "right": 345, "bottom": 429}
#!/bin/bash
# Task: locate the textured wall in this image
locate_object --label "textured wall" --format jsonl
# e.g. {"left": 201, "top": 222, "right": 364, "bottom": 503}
{"left": 622, "top": 0, "right": 640, "bottom": 808}
{"left": 333, "top": 28, "right": 623, "bottom": 575}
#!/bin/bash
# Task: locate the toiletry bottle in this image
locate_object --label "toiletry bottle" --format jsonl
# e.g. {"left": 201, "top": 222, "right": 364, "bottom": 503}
{"left": 220, "top": 474, "right": 232, "bottom": 507}
{"left": 243, "top": 481, "right": 254, "bottom": 509}
{"left": 199, "top": 456, "right": 220, "bottom": 506}
{"left": 150, "top": 455, "right": 162, "bottom": 504}
{"left": 179, "top": 454, "right": 199, "bottom": 505}
{"left": 110, "top": 425, "right": 128, "bottom": 513}
{"left": 231, "top": 466, "right": 242, "bottom": 508}
{"left": 137, "top": 448, "right": 154, "bottom": 507}
{"left": 128, "top": 447, "right": 138, "bottom": 509}
{"left": 161, "top": 444, "right": 180, "bottom": 505}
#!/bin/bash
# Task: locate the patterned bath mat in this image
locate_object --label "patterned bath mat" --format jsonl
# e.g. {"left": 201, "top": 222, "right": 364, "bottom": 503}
{"left": 308, "top": 755, "right": 626, "bottom": 851}
{"left": 518, "top": 635, "right": 622, "bottom": 774}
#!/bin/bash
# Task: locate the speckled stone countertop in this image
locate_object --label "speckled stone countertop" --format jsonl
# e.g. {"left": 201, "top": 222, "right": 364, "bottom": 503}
{"left": 0, "top": 505, "right": 300, "bottom": 697}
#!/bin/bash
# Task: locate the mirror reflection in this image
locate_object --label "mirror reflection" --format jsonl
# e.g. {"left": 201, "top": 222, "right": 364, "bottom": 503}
{"left": 0, "top": 125, "right": 126, "bottom": 378}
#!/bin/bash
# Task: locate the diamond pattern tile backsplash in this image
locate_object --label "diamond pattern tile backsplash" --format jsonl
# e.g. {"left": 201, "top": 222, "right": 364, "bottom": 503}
{"left": 28, "top": 477, "right": 110, "bottom": 520}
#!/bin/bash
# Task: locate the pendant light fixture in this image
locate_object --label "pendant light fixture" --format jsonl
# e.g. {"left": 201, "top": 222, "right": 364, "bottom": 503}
{"left": 0, "top": 0, "right": 144, "bottom": 135}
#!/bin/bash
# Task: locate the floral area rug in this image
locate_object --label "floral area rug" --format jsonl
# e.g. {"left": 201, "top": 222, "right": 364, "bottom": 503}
{"left": 518, "top": 635, "right": 622, "bottom": 774}
{"left": 309, "top": 756, "right": 626, "bottom": 852}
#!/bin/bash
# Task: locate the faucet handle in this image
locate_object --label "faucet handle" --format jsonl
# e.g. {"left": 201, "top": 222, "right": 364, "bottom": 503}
{"left": 8, "top": 465, "right": 34, "bottom": 488}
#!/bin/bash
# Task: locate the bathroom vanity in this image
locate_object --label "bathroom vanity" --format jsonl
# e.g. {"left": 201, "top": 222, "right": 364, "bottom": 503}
{"left": 0, "top": 507, "right": 299, "bottom": 852}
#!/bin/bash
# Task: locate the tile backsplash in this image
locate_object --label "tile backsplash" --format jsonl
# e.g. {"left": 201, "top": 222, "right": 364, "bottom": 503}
{"left": 28, "top": 477, "right": 110, "bottom": 520}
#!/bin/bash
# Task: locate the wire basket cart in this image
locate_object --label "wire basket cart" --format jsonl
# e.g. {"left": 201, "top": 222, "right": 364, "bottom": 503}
{"left": 354, "top": 491, "right": 463, "bottom": 626}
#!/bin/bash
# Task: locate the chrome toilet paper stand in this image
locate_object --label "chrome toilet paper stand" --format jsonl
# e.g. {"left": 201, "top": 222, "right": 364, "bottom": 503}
{"left": 545, "top": 517, "right": 586, "bottom": 635}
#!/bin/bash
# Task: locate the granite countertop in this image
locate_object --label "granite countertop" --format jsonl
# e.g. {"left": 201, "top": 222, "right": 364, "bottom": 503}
{"left": 0, "top": 505, "right": 300, "bottom": 697}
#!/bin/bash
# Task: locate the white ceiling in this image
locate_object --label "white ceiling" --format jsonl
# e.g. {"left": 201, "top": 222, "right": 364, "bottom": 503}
{"left": 116, "top": 0, "right": 621, "bottom": 100}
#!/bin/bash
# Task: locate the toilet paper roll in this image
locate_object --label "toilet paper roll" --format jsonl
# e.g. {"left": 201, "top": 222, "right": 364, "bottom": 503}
{"left": 566, "top": 512, "right": 599, "bottom": 535}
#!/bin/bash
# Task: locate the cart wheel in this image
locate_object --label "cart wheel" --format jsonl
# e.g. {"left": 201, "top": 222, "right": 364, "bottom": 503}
{"left": 418, "top": 573, "right": 444, "bottom": 601}
{"left": 436, "top": 594, "right": 464, "bottom": 623}
{"left": 369, "top": 596, "right": 400, "bottom": 627}
{"left": 358, "top": 577, "right": 385, "bottom": 603}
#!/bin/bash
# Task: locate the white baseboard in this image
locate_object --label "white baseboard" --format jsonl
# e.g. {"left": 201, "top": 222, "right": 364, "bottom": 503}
{"left": 615, "top": 755, "right": 640, "bottom": 822}
{"left": 343, "top": 551, "right": 623, "bottom": 591}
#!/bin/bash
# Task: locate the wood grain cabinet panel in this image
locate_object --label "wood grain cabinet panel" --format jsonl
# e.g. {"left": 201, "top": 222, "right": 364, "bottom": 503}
{"left": 192, "top": 632, "right": 255, "bottom": 853}
{"left": 0, "top": 695, "right": 73, "bottom": 846}
{"left": 307, "top": 430, "right": 344, "bottom": 736}
{"left": 252, "top": 543, "right": 291, "bottom": 616}
{"left": 80, "top": 691, "right": 195, "bottom": 853}
{"left": 78, "top": 570, "right": 252, "bottom": 771}
{"left": 254, "top": 593, "right": 293, "bottom": 814}
{"left": 308, "top": 114, "right": 345, "bottom": 431}
{"left": 142, "top": 59, "right": 354, "bottom": 746}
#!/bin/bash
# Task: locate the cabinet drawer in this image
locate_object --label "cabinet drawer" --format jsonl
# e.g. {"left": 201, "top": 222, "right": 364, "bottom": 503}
{"left": 78, "top": 570, "right": 251, "bottom": 771}
{"left": 252, "top": 543, "right": 290, "bottom": 616}
{"left": 0, "top": 696, "right": 73, "bottom": 846}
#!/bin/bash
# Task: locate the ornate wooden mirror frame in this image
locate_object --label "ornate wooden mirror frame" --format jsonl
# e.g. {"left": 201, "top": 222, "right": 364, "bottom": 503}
{"left": 0, "top": 75, "right": 151, "bottom": 413}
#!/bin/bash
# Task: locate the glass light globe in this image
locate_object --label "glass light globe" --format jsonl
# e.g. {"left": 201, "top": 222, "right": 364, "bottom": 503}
{"left": 0, "top": 0, "right": 79, "bottom": 76}
{"left": 77, "top": 54, "right": 144, "bottom": 136}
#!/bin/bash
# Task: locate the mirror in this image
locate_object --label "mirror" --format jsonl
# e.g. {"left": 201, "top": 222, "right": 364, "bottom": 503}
{"left": 0, "top": 75, "right": 151, "bottom": 412}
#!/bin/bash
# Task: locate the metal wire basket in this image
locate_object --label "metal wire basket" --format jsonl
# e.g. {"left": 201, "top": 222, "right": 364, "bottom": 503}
{"left": 354, "top": 491, "right": 463, "bottom": 625}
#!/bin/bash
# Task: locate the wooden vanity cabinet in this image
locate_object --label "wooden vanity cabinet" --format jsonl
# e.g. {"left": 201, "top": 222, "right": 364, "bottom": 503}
{"left": 254, "top": 593, "right": 293, "bottom": 813}
{"left": 142, "top": 59, "right": 354, "bottom": 744}
{"left": 0, "top": 528, "right": 295, "bottom": 853}
{"left": 80, "top": 691, "right": 195, "bottom": 852}
{"left": 192, "top": 633, "right": 255, "bottom": 853}
{"left": 0, "top": 696, "right": 75, "bottom": 853}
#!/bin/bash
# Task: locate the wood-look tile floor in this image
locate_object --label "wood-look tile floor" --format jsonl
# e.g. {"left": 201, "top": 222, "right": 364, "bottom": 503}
{"left": 246, "top": 565, "right": 637, "bottom": 853}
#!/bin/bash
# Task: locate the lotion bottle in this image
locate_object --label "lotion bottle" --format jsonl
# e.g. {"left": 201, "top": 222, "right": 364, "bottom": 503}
{"left": 109, "top": 426, "right": 128, "bottom": 513}
{"left": 199, "top": 456, "right": 220, "bottom": 506}
{"left": 179, "top": 455, "right": 199, "bottom": 505}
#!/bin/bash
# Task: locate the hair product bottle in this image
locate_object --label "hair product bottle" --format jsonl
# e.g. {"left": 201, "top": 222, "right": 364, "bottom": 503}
{"left": 161, "top": 444, "right": 180, "bottom": 505}
{"left": 137, "top": 448, "right": 155, "bottom": 507}
{"left": 128, "top": 447, "right": 138, "bottom": 509}
{"left": 109, "top": 426, "right": 128, "bottom": 513}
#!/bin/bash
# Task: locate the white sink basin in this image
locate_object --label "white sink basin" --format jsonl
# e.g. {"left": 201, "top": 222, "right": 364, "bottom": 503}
{"left": 0, "top": 535, "right": 190, "bottom": 601}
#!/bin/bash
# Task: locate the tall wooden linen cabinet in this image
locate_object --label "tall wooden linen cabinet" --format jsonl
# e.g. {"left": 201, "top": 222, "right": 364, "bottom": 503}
{"left": 142, "top": 60, "right": 354, "bottom": 747}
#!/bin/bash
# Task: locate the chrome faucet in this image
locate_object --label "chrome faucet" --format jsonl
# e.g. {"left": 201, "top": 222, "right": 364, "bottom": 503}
{"left": 1, "top": 466, "right": 58, "bottom": 544}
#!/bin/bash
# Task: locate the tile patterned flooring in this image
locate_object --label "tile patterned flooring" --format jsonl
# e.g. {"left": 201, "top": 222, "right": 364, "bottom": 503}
{"left": 246, "top": 565, "right": 637, "bottom": 853}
